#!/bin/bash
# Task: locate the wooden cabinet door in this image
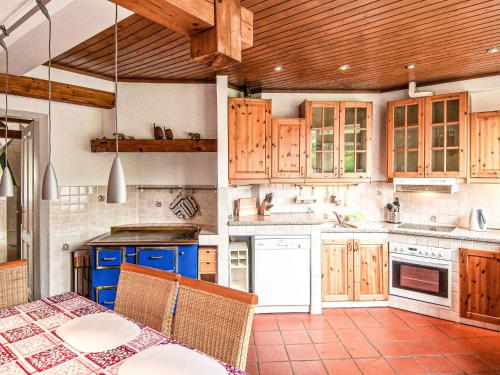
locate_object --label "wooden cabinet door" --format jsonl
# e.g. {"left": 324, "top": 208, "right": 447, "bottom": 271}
{"left": 353, "top": 240, "right": 388, "bottom": 301}
{"left": 322, "top": 240, "right": 353, "bottom": 302}
{"left": 339, "top": 102, "right": 372, "bottom": 179}
{"left": 387, "top": 98, "right": 425, "bottom": 178}
{"left": 424, "top": 92, "right": 468, "bottom": 178}
{"left": 459, "top": 248, "right": 500, "bottom": 325}
{"left": 271, "top": 118, "right": 306, "bottom": 182}
{"left": 470, "top": 111, "right": 500, "bottom": 179}
{"left": 228, "top": 98, "right": 272, "bottom": 183}
{"left": 302, "top": 101, "right": 340, "bottom": 180}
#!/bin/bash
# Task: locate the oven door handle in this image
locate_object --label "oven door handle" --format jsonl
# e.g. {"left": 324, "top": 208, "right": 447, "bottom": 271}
{"left": 390, "top": 254, "right": 451, "bottom": 268}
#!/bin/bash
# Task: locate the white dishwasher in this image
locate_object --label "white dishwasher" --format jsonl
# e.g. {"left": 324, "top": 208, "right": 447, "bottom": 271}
{"left": 252, "top": 236, "right": 311, "bottom": 313}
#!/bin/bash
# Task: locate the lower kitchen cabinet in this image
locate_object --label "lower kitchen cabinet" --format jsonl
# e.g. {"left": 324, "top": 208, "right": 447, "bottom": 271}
{"left": 198, "top": 246, "right": 217, "bottom": 283}
{"left": 459, "top": 248, "right": 500, "bottom": 325}
{"left": 91, "top": 244, "right": 198, "bottom": 310}
{"left": 322, "top": 239, "right": 388, "bottom": 302}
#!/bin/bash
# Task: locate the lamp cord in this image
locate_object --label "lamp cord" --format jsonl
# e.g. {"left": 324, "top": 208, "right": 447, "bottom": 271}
{"left": 48, "top": 16, "right": 52, "bottom": 164}
{"left": 114, "top": 4, "right": 118, "bottom": 156}
{"left": 3, "top": 44, "right": 8, "bottom": 165}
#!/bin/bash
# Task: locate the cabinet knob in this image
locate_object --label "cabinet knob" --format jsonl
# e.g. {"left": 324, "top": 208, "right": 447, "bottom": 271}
{"left": 180, "top": 251, "right": 185, "bottom": 256}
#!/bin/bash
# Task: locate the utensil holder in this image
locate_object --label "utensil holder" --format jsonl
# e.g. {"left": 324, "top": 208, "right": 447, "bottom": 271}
{"left": 385, "top": 211, "right": 401, "bottom": 224}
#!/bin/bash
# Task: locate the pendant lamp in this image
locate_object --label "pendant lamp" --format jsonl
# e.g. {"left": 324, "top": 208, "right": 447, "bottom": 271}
{"left": 0, "top": 36, "right": 14, "bottom": 198}
{"left": 37, "top": 0, "right": 59, "bottom": 201}
{"left": 106, "top": 4, "right": 126, "bottom": 204}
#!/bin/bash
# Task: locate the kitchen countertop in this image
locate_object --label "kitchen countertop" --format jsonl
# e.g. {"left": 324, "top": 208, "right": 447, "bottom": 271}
{"left": 87, "top": 223, "right": 203, "bottom": 246}
{"left": 228, "top": 214, "right": 500, "bottom": 244}
{"left": 228, "top": 213, "right": 324, "bottom": 226}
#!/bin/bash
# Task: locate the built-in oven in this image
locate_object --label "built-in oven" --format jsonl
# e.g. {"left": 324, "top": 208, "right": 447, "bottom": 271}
{"left": 389, "top": 242, "right": 452, "bottom": 307}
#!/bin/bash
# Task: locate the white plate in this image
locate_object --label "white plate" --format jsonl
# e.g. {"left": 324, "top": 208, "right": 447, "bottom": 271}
{"left": 118, "top": 344, "right": 228, "bottom": 375}
{"left": 56, "top": 312, "right": 140, "bottom": 353}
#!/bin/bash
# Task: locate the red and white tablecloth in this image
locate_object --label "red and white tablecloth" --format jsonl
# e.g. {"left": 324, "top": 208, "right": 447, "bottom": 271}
{"left": 0, "top": 292, "right": 246, "bottom": 374}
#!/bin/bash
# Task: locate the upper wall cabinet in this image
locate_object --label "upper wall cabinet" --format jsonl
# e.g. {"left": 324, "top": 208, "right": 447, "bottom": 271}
{"left": 387, "top": 92, "right": 468, "bottom": 179}
{"left": 470, "top": 111, "right": 500, "bottom": 181}
{"left": 300, "top": 101, "right": 372, "bottom": 182}
{"left": 228, "top": 98, "right": 272, "bottom": 184}
{"left": 271, "top": 118, "right": 306, "bottom": 182}
{"left": 387, "top": 98, "right": 425, "bottom": 178}
{"left": 339, "top": 102, "right": 373, "bottom": 179}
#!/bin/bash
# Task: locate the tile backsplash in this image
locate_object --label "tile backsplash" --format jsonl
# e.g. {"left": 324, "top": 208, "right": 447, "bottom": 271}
{"left": 49, "top": 185, "right": 217, "bottom": 294}
{"left": 228, "top": 182, "right": 500, "bottom": 229}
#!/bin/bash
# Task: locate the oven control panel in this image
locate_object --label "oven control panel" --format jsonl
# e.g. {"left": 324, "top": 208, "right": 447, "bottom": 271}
{"left": 389, "top": 242, "right": 451, "bottom": 261}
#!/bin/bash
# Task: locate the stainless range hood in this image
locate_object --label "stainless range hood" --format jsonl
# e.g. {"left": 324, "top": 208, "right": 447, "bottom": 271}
{"left": 393, "top": 178, "right": 459, "bottom": 194}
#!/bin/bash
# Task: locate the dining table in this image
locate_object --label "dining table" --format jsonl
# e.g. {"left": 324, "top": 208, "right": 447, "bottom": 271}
{"left": 0, "top": 292, "right": 247, "bottom": 374}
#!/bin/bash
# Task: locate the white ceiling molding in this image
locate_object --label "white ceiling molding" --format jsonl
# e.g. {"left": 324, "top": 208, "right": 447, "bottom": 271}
{"left": 0, "top": 0, "right": 131, "bottom": 76}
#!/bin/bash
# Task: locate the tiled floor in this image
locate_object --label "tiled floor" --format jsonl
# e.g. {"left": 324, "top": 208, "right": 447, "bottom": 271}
{"left": 246, "top": 308, "right": 500, "bottom": 375}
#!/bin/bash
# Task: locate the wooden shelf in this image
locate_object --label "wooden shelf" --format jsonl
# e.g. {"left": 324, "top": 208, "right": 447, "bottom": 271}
{"left": 91, "top": 138, "right": 217, "bottom": 153}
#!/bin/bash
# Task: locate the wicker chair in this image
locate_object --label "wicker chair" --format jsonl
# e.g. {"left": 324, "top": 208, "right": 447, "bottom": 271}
{"left": 115, "top": 263, "right": 180, "bottom": 335}
{"left": 172, "top": 277, "right": 258, "bottom": 370}
{"left": 0, "top": 259, "right": 28, "bottom": 309}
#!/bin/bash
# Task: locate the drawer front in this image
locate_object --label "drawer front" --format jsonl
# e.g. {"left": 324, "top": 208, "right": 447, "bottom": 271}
{"left": 96, "top": 287, "right": 117, "bottom": 310}
{"left": 125, "top": 246, "right": 137, "bottom": 264}
{"left": 199, "top": 261, "right": 216, "bottom": 273}
{"left": 199, "top": 248, "right": 217, "bottom": 262}
{"left": 95, "top": 248, "right": 124, "bottom": 269}
{"left": 137, "top": 248, "right": 176, "bottom": 272}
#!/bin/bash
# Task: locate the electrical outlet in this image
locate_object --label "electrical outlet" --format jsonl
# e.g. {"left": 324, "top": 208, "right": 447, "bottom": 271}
{"left": 155, "top": 201, "right": 162, "bottom": 208}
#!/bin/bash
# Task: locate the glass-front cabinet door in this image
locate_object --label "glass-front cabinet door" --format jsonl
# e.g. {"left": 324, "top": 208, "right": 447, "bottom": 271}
{"left": 424, "top": 92, "right": 467, "bottom": 178}
{"left": 387, "top": 98, "right": 424, "bottom": 178}
{"left": 339, "top": 102, "right": 372, "bottom": 178}
{"left": 303, "top": 101, "right": 340, "bottom": 179}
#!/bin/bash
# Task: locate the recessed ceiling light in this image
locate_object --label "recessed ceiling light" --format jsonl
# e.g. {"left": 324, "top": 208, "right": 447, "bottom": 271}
{"left": 486, "top": 46, "right": 499, "bottom": 54}
{"left": 405, "top": 63, "right": 417, "bottom": 70}
{"left": 339, "top": 64, "right": 350, "bottom": 71}
{"left": 273, "top": 65, "right": 285, "bottom": 72}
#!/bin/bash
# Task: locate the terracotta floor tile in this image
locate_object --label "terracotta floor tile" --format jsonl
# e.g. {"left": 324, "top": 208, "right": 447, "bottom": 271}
{"left": 417, "top": 355, "right": 460, "bottom": 374}
{"left": 274, "top": 313, "right": 308, "bottom": 320}
{"left": 308, "top": 329, "right": 339, "bottom": 344}
{"left": 427, "top": 338, "right": 473, "bottom": 355}
{"left": 281, "top": 330, "right": 312, "bottom": 344}
{"left": 355, "top": 358, "right": 396, "bottom": 375}
{"left": 277, "top": 318, "right": 305, "bottom": 331}
{"left": 411, "top": 325, "right": 448, "bottom": 339}
{"left": 254, "top": 314, "right": 277, "bottom": 322}
{"left": 323, "top": 308, "right": 348, "bottom": 317}
{"left": 393, "top": 310, "right": 435, "bottom": 326}
{"left": 256, "top": 345, "right": 289, "bottom": 362}
{"left": 351, "top": 316, "right": 382, "bottom": 328}
{"left": 446, "top": 354, "right": 493, "bottom": 372}
{"left": 250, "top": 333, "right": 255, "bottom": 346}
{"left": 248, "top": 346, "right": 257, "bottom": 361}
{"left": 442, "top": 324, "right": 481, "bottom": 338}
{"left": 361, "top": 327, "right": 397, "bottom": 341}
{"left": 303, "top": 316, "right": 332, "bottom": 330}
{"left": 386, "top": 357, "right": 429, "bottom": 374}
{"left": 327, "top": 316, "right": 356, "bottom": 329}
{"left": 291, "top": 360, "right": 328, "bottom": 375}
{"left": 286, "top": 343, "right": 320, "bottom": 360}
{"left": 254, "top": 331, "right": 283, "bottom": 346}
{"left": 253, "top": 319, "right": 279, "bottom": 332}
{"left": 478, "top": 351, "right": 500, "bottom": 370}
{"left": 314, "top": 343, "right": 350, "bottom": 359}
{"left": 387, "top": 326, "right": 421, "bottom": 341}
{"left": 370, "top": 315, "right": 408, "bottom": 328}
{"left": 400, "top": 339, "right": 436, "bottom": 355}
{"left": 456, "top": 337, "right": 497, "bottom": 354}
{"left": 372, "top": 341, "right": 410, "bottom": 357}
{"left": 246, "top": 361, "right": 259, "bottom": 375}
{"left": 323, "top": 359, "right": 362, "bottom": 375}
{"left": 259, "top": 361, "right": 293, "bottom": 375}
{"left": 334, "top": 327, "right": 366, "bottom": 343}
{"left": 345, "top": 308, "right": 370, "bottom": 318}
{"left": 344, "top": 340, "right": 380, "bottom": 358}
{"left": 484, "top": 336, "right": 500, "bottom": 350}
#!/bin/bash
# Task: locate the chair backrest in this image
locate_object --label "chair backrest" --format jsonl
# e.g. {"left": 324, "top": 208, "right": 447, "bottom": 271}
{"left": 172, "top": 277, "right": 258, "bottom": 370}
{"left": 115, "top": 263, "right": 180, "bottom": 335}
{"left": 0, "top": 259, "right": 28, "bottom": 309}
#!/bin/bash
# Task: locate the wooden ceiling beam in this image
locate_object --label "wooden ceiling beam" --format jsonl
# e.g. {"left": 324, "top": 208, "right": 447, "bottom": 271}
{"left": 0, "top": 74, "right": 115, "bottom": 109}
{"left": 108, "top": 0, "right": 253, "bottom": 70}
{"left": 109, "top": 0, "right": 215, "bottom": 36}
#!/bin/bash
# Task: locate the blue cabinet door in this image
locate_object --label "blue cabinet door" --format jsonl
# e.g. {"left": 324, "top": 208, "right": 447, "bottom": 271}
{"left": 137, "top": 247, "right": 176, "bottom": 271}
{"left": 96, "top": 287, "right": 117, "bottom": 310}
{"left": 177, "top": 244, "right": 198, "bottom": 279}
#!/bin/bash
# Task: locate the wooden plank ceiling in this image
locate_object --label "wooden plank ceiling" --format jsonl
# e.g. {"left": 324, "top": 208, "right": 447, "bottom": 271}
{"left": 52, "top": 0, "right": 500, "bottom": 92}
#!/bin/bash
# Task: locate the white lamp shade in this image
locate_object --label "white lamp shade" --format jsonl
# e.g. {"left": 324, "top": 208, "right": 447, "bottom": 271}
{"left": 107, "top": 155, "right": 127, "bottom": 203}
{"left": 0, "top": 166, "right": 14, "bottom": 197}
{"left": 42, "top": 163, "right": 59, "bottom": 200}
